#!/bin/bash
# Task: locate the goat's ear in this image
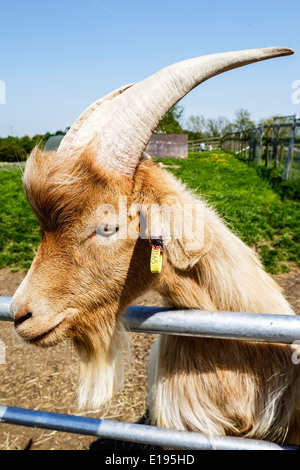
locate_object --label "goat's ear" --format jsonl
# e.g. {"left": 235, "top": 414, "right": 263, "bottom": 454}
{"left": 151, "top": 198, "right": 214, "bottom": 271}
{"left": 165, "top": 228, "right": 213, "bottom": 270}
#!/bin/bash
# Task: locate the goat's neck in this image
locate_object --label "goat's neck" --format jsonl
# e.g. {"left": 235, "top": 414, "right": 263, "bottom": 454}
{"left": 156, "top": 214, "right": 294, "bottom": 316}
{"left": 134, "top": 163, "right": 294, "bottom": 316}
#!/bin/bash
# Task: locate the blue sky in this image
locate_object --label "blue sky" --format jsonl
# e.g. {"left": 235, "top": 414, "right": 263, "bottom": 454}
{"left": 0, "top": 0, "right": 299, "bottom": 137}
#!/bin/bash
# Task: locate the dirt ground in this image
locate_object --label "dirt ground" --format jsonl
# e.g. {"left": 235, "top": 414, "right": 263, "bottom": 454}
{"left": 0, "top": 266, "right": 299, "bottom": 450}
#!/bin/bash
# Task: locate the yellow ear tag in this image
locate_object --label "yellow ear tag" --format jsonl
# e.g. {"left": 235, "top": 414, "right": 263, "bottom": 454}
{"left": 150, "top": 245, "right": 163, "bottom": 273}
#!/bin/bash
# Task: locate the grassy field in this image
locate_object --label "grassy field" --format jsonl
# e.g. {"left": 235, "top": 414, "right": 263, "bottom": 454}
{"left": 0, "top": 151, "right": 299, "bottom": 274}
{"left": 0, "top": 166, "right": 40, "bottom": 271}
{"left": 158, "top": 150, "right": 300, "bottom": 274}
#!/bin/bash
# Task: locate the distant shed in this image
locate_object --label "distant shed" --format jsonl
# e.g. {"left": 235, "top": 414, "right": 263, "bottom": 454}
{"left": 146, "top": 134, "right": 188, "bottom": 159}
{"left": 44, "top": 133, "right": 188, "bottom": 159}
{"left": 44, "top": 135, "right": 64, "bottom": 151}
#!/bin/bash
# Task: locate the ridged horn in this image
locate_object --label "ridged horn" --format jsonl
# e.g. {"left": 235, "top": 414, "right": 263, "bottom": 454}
{"left": 59, "top": 47, "right": 293, "bottom": 177}
{"left": 58, "top": 83, "right": 135, "bottom": 154}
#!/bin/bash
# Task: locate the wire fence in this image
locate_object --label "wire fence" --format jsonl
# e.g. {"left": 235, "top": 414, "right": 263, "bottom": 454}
{"left": 221, "top": 115, "right": 300, "bottom": 181}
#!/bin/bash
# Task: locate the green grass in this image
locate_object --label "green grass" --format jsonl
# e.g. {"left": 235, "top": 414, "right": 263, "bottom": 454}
{"left": 157, "top": 150, "right": 300, "bottom": 274}
{"left": 0, "top": 151, "right": 299, "bottom": 274}
{"left": 0, "top": 168, "right": 41, "bottom": 270}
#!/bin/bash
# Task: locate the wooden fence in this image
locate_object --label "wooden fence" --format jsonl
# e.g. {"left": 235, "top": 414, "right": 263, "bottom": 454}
{"left": 188, "top": 136, "right": 221, "bottom": 153}
{"left": 221, "top": 115, "right": 300, "bottom": 181}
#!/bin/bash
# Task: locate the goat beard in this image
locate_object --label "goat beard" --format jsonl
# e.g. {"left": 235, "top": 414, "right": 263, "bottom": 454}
{"left": 72, "top": 314, "right": 130, "bottom": 410}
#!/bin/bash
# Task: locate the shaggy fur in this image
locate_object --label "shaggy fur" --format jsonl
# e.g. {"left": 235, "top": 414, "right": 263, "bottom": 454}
{"left": 11, "top": 144, "right": 300, "bottom": 444}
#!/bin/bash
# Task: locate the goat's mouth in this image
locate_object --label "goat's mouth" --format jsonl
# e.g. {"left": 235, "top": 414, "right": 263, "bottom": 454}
{"left": 18, "top": 319, "right": 70, "bottom": 348}
{"left": 28, "top": 322, "right": 64, "bottom": 346}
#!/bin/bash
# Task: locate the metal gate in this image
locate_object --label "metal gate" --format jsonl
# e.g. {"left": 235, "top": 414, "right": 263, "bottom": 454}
{"left": 1, "top": 296, "right": 300, "bottom": 450}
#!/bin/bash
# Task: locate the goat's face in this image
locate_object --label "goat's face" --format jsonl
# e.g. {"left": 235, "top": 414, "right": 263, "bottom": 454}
{"left": 11, "top": 147, "right": 156, "bottom": 349}
{"left": 11, "top": 143, "right": 214, "bottom": 354}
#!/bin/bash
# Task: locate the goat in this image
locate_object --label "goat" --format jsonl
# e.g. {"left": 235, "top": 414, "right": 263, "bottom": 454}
{"left": 10, "top": 47, "right": 300, "bottom": 444}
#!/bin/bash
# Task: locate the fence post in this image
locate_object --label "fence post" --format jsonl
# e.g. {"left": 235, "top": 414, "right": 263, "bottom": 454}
{"left": 282, "top": 115, "right": 296, "bottom": 180}
{"left": 270, "top": 123, "right": 281, "bottom": 168}
{"left": 252, "top": 128, "right": 257, "bottom": 161}
{"left": 264, "top": 126, "right": 271, "bottom": 167}
{"left": 275, "top": 125, "right": 284, "bottom": 169}
{"left": 249, "top": 128, "right": 254, "bottom": 160}
{"left": 254, "top": 126, "right": 263, "bottom": 164}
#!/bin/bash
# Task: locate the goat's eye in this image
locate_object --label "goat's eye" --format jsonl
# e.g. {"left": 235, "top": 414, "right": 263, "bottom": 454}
{"left": 96, "top": 223, "right": 119, "bottom": 237}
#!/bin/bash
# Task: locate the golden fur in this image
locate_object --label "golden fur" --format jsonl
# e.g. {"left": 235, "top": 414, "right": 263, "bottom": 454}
{"left": 10, "top": 145, "right": 300, "bottom": 444}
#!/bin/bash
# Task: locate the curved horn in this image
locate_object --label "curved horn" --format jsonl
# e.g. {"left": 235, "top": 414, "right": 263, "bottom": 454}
{"left": 60, "top": 47, "right": 293, "bottom": 177}
{"left": 58, "top": 83, "right": 135, "bottom": 154}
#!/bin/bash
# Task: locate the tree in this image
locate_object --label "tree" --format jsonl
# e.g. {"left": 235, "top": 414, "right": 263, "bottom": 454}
{"left": 206, "top": 116, "right": 232, "bottom": 137}
{"left": 155, "top": 104, "right": 184, "bottom": 134}
{"left": 233, "top": 108, "right": 254, "bottom": 132}
{"left": 0, "top": 143, "right": 27, "bottom": 162}
{"left": 19, "top": 135, "right": 33, "bottom": 153}
{"left": 185, "top": 115, "right": 206, "bottom": 138}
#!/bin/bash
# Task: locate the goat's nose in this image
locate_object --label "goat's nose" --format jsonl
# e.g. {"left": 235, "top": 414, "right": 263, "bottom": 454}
{"left": 14, "top": 304, "right": 32, "bottom": 328}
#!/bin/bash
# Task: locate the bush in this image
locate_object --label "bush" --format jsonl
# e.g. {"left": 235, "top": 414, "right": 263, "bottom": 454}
{"left": 0, "top": 144, "right": 27, "bottom": 162}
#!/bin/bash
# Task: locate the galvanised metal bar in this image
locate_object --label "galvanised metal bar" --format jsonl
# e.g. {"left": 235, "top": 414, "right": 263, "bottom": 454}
{"left": 0, "top": 406, "right": 298, "bottom": 450}
{"left": 124, "top": 306, "right": 300, "bottom": 344}
{"left": 0, "top": 297, "right": 11, "bottom": 321}
{"left": 1, "top": 297, "right": 300, "bottom": 344}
